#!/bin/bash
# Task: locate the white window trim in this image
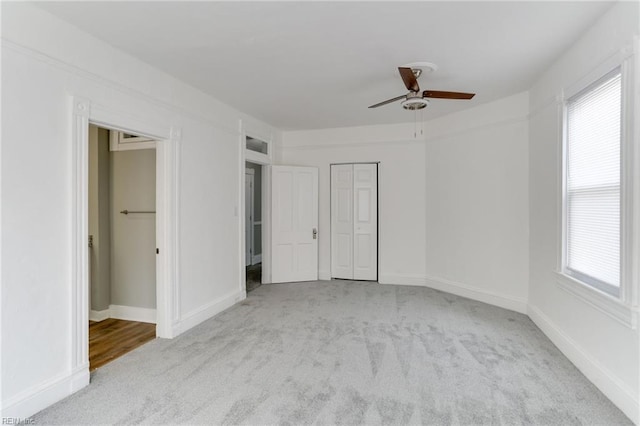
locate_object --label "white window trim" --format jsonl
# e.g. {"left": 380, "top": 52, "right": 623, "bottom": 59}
{"left": 555, "top": 272, "right": 637, "bottom": 329}
{"left": 556, "top": 42, "right": 639, "bottom": 330}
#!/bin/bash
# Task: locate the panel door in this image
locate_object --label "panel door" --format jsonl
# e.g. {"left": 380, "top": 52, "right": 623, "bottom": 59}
{"left": 271, "top": 166, "right": 319, "bottom": 283}
{"left": 331, "top": 164, "right": 354, "bottom": 279}
{"left": 353, "top": 164, "right": 378, "bottom": 280}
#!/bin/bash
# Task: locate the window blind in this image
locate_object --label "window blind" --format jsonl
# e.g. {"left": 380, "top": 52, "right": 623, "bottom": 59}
{"left": 566, "top": 70, "right": 621, "bottom": 295}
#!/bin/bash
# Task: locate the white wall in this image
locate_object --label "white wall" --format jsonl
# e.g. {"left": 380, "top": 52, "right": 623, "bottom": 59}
{"left": 279, "top": 92, "right": 530, "bottom": 313}
{"left": 528, "top": 2, "right": 639, "bottom": 422}
{"left": 110, "top": 148, "right": 156, "bottom": 310}
{"left": 0, "top": 3, "right": 279, "bottom": 418}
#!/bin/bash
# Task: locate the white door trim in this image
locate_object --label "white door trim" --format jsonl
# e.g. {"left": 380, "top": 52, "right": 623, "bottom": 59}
{"left": 70, "top": 96, "right": 179, "bottom": 385}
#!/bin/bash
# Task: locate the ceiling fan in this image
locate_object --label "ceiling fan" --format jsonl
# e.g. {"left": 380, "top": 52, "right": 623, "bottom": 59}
{"left": 369, "top": 66, "right": 475, "bottom": 110}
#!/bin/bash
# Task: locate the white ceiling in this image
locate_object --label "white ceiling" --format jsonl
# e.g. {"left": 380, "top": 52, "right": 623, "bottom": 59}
{"left": 35, "top": 1, "right": 614, "bottom": 130}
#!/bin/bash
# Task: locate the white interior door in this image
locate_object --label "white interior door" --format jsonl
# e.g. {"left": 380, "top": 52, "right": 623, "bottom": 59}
{"left": 353, "top": 164, "right": 377, "bottom": 280}
{"left": 331, "top": 165, "right": 354, "bottom": 279}
{"left": 271, "top": 165, "right": 318, "bottom": 283}
{"left": 245, "top": 169, "right": 254, "bottom": 267}
{"left": 330, "top": 163, "right": 378, "bottom": 281}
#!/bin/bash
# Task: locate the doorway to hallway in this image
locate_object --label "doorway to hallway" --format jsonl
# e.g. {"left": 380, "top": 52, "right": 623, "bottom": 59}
{"left": 245, "top": 162, "right": 263, "bottom": 292}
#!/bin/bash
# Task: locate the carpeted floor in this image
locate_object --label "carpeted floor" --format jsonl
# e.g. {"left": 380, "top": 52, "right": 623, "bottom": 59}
{"left": 35, "top": 281, "right": 630, "bottom": 425}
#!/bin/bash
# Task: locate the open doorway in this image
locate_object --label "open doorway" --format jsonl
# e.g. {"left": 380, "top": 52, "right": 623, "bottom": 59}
{"left": 88, "top": 124, "right": 157, "bottom": 371}
{"left": 245, "top": 162, "right": 263, "bottom": 292}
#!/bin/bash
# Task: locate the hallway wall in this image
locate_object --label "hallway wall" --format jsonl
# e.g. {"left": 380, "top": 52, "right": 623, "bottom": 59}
{"left": 110, "top": 147, "right": 156, "bottom": 310}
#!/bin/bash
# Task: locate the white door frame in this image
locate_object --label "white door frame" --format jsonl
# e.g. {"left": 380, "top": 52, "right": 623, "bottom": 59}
{"left": 71, "top": 97, "right": 180, "bottom": 384}
{"left": 239, "top": 120, "right": 273, "bottom": 293}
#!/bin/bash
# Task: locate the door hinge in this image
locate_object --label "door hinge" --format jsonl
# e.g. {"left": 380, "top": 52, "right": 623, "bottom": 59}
{"left": 156, "top": 248, "right": 159, "bottom": 254}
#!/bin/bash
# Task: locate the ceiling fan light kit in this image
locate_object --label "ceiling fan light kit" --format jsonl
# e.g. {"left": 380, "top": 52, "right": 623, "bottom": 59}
{"left": 369, "top": 63, "right": 475, "bottom": 110}
{"left": 401, "top": 97, "right": 429, "bottom": 110}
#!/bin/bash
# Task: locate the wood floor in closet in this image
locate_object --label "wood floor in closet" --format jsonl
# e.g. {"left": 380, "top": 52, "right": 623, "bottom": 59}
{"left": 89, "top": 318, "right": 156, "bottom": 371}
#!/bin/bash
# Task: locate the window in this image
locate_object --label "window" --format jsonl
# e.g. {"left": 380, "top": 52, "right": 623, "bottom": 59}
{"left": 563, "top": 68, "right": 622, "bottom": 297}
{"left": 109, "top": 131, "right": 155, "bottom": 151}
{"left": 246, "top": 136, "right": 269, "bottom": 155}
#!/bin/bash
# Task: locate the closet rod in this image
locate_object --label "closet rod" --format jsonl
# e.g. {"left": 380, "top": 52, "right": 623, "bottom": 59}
{"left": 120, "top": 210, "right": 156, "bottom": 215}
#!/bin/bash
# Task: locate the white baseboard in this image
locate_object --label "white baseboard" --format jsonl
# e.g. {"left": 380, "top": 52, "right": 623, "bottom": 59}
{"left": 378, "top": 273, "right": 528, "bottom": 314}
{"left": 89, "top": 309, "right": 110, "bottom": 322}
{"left": 109, "top": 304, "right": 156, "bottom": 324}
{"left": 318, "top": 270, "right": 331, "bottom": 281}
{"left": 528, "top": 305, "right": 638, "bottom": 424}
{"left": 252, "top": 254, "right": 262, "bottom": 264}
{"left": 0, "top": 365, "right": 89, "bottom": 419}
{"left": 173, "top": 290, "right": 245, "bottom": 336}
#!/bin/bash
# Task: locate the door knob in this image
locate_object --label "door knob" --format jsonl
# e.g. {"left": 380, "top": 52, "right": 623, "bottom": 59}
{"left": 313, "top": 228, "right": 317, "bottom": 239}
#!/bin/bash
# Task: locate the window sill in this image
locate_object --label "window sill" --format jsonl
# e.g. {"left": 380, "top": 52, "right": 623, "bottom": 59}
{"left": 555, "top": 271, "right": 638, "bottom": 329}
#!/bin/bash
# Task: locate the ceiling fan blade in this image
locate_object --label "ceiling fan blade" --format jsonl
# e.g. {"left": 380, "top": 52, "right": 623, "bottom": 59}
{"left": 398, "top": 67, "right": 420, "bottom": 92}
{"left": 368, "top": 95, "right": 406, "bottom": 108}
{"left": 423, "top": 90, "right": 475, "bottom": 100}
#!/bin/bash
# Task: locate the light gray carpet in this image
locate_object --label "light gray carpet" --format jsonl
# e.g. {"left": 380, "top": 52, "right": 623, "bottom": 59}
{"left": 35, "top": 281, "right": 630, "bottom": 425}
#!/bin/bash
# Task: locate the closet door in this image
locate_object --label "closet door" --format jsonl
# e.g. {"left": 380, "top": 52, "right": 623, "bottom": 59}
{"left": 353, "top": 164, "right": 377, "bottom": 280}
{"left": 331, "top": 165, "right": 354, "bottom": 279}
